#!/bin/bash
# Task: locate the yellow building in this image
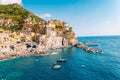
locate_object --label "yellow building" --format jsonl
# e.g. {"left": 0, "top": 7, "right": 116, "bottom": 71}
{"left": 0, "top": 28, "right": 3, "bottom": 33}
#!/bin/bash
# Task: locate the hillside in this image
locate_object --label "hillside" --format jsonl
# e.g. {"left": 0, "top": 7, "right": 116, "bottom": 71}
{"left": 0, "top": 4, "right": 43, "bottom": 30}
{"left": 0, "top": 4, "right": 77, "bottom": 42}
{"left": 0, "top": 4, "right": 43, "bottom": 22}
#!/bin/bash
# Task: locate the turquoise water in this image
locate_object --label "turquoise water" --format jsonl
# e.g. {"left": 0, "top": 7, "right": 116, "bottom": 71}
{"left": 0, "top": 36, "right": 120, "bottom": 80}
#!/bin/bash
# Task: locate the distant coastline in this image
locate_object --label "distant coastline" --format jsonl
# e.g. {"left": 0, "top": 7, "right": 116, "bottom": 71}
{"left": 78, "top": 35, "right": 120, "bottom": 38}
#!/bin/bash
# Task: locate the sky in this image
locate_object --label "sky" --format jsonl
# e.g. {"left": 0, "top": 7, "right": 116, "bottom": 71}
{"left": 0, "top": 0, "right": 120, "bottom": 36}
{"left": 0, "top": 0, "right": 22, "bottom": 5}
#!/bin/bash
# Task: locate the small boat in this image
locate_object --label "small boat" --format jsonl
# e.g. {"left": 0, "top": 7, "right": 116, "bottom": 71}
{"left": 57, "top": 58, "right": 67, "bottom": 62}
{"left": 85, "top": 42, "right": 100, "bottom": 46}
{"left": 81, "top": 65, "right": 86, "bottom": 68}
{"left": 52, "top": 64, "right": 61, "bottom": 70}
{"left": 50, "top": 52, "right": 58, "bottom": 55}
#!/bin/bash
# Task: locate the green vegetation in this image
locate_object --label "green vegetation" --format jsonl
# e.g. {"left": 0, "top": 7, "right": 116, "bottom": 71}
{"left": 68, "top": 27, "right": 72, "bottom": 32}
{"left": 0, "top": 4, "right": 43, "bottom": 22}
{"left": 9, "top": 24, "right": 23, "bottom": 31}
{"left": 55, "top": 25, "right": 63, "bottom": 29}
{"left": 0, "top": 4, "right": 44, "bottom": 31}
{"left": 30, "top": 24, "right": 40, "bottom": 33}
{"left": 0, "top": 24, "right": 23, "bottom": 31}
{"left": 0, "top": 26, "right": 8, "bottom": 30}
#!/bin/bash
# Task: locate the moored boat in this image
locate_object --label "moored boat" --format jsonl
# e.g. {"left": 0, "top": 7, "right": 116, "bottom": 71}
{"left": 57, "top": 58, "right": 67, "bottom": 62}
{"left": 52, "top": 64, "right": 61, "bottom": 70}
{"left": 49, "top": 52, "right": 58, "bottom": 55}
{"left": 85, "top": 42, "right": 100, "bottom": 46}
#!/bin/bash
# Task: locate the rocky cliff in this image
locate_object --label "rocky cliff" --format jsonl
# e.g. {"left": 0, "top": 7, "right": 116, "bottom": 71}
{"left": 0, "top": 4, "right": 78, "bottom": 60}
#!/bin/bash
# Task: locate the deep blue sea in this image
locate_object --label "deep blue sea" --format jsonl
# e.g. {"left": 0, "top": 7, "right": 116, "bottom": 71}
{"left": 0, "top": 36, "right": 120, "bottom": 80}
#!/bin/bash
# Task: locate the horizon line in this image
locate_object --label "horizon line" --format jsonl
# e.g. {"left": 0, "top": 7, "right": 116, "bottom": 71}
{"left": 77, "top": 35, "right": 120, "bottom": 37}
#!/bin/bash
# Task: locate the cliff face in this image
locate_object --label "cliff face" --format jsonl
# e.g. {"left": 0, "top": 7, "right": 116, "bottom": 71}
{"left": 0, "top": 4, "right": 78, "bottom": 60}
{"left": 45, "top": 20, "right": 78, "bottom": 48}
{"left": 40, "top": 27, "right": 77, "bottom": 49}
{"left": 0, "top": 21, "right": 78, "bottom": 60}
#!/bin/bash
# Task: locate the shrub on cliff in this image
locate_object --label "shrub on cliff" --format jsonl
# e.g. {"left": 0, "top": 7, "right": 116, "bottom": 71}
{"left": 9, "top": 24, "right": 23, "bottom": 31}
{"left": 55, "top": 25, "right": 64, "bottom": 30}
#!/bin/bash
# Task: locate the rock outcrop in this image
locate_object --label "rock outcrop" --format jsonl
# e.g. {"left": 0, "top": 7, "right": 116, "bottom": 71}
{"left": 0, "top": 4, "right": 101, "bottom": 61}
{"left": 76, "top": 42, "right": 102, "bottom": 53}
{"left": 0, "top": 19, "right": 78, "bottom": 60}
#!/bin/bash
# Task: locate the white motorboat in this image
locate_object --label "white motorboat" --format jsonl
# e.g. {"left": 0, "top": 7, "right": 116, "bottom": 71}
{"left": 50, "top": 52, "right": 58, "bottom": 55}
{"left": 85, "top": 42, "right": 100, "bottom": 46}
{"left": 52, "top": 64, "right": 61, "bottom": 70}
{"left": 57, "top": 58, "right": 67, "bottom": 62}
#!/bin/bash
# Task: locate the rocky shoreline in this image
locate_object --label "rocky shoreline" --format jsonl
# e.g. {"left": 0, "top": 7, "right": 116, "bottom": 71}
{"left": 0, "top": 43, "right": 71, "bottom": 61}
{"left": 0, "top": 41, "right": 102, "bottom": 62}
{"left": 0, "top": 4, "right": 102, "bottom": 62}
{"left": 0, "top": 31, "right": 101, "bottom": 61}
{"left": 0, "top": 32, "right": 77, "bottom": 61}
{"left": 76, "top": 42, "right": 102, "bottom": 53}
{"left": 0, "top": 31, "right": 102, "bottom": 61}
{"left": 0, "top": 22, "right": 102, "bottom": 61}
{"left": 0, "top": 50, "right": 47, "bottom": 62}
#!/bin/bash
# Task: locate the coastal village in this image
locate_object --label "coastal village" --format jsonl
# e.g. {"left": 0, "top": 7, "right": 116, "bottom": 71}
{"left": 0, "top": 18, "right": 78, "bottom": 60}
{"left": 0, "top": 1, "right": 118, "bottom": 80}
{"left": 0, "top": 19, "right": 73, "bottom": 43}
{"left": 0, "top": 4, "right": 102, "bottom": 61}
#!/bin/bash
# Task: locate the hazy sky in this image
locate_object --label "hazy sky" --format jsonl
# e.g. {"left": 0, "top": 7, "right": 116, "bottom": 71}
{"left": 0, "top": 0, "right": 120, "bottom": 36}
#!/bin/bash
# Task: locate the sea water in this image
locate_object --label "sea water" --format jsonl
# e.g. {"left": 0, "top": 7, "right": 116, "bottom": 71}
{"left": 0, "top": 36, "right": 120, "bottom": 80}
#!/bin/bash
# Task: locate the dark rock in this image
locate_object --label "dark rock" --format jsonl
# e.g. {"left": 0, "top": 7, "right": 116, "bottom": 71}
{"left": 76, "top": 42, "right": 102, "bottom": 53}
